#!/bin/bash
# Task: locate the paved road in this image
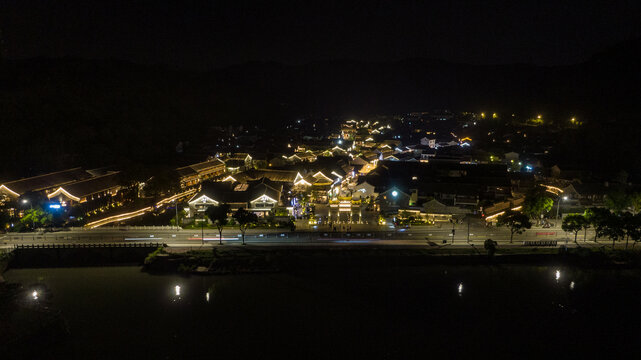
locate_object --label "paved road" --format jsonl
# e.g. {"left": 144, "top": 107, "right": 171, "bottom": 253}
{"left": 0, "top": 225, "right": 602, "bottom": 249}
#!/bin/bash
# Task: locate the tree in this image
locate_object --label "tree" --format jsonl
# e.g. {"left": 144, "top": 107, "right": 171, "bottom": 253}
{"left": 629, "top": 213, "right": 641, "bottom": 248}
{"left": 233, "top": 208, "right": 258, "bottom": 245}
{"left": 522, "top": 188, "right": 553, "bottom": 222}
{"left": 206, "top": 204, "right": 231, "bottom": 245}
{"left": 562, "top": 214, "right": 585, "bottom": 244}
{"left": 585, "top": 207, "right": 611, "bottom": 242}
{"left": 604, "top": 189, "right": 630, "bottom": 214}
{"left": 0, "top": 211, "right": 11, "bottom": 232}
{"left": 628, "top": 192, "right": 641, "bottom": 215}
{"left": 484, "top": 238, "right": 497, "bottom": 258}
{"left": 580, "top": 210, "right": 591, "bottom": 242}
{"left": 117, "top": 164, "right": 153, "bottom": 202}
{"left": 21, "top": 208, "right": 53, "bottom": 230}
{"left": 620, "top": 212, "right": 641, "bottom": 249}
{"left": 601, "top": 213, "right": 625, "bottom": 249}
{"left": 144, "top": 168, "right": 180, "bottom": 199}
{"left": 169, "top": 210, "right": 186, "bottom": 227}
{"left": 496, "top": 210, "right": 532, "bottom": 243}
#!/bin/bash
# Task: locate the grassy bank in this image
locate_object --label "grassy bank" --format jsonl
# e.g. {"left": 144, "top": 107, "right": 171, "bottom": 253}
{"left": 142, "top": 245, "right": 641, "bottom": 275}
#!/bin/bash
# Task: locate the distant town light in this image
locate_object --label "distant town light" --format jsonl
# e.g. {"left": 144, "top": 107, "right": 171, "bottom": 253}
{"left": 555, "top": 270, "right": 561, "bottom": 281}
{"left": 175, "top": 285, "right": 181, "bottom": 296}
{"left": 31, "top": 291, "right": 38, "bottom": 300}
{"left": 392, "top": 191, "right": 398, "bottom": 197}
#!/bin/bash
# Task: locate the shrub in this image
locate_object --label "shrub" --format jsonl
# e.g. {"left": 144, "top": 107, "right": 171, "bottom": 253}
{"left": 144, "top": 246, "right": 165, "bottom": 265}
{"left": 177, "top": 263, "right": 196, "bottom": 273}
{"left": 484, "top": 239, "right": 497, "bottom": 257}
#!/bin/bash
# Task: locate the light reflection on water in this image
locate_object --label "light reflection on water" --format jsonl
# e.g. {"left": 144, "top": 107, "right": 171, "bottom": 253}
{"left": 4, "top": 265, "right": 641, "bottom": 358}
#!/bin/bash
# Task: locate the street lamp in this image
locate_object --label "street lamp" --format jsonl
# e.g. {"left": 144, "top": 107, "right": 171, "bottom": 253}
{"left": 22, "top": 199, "right": 35, "bottom": 230}
{"left": 450, "top": 218, "right": 456, "bottom": 244}
{"left": 173, "top": 199, "right": 179, "bottom": 229}
{"left": 200, "top": 210, "right": 206, "bottom": 245}
{"left": 555, "top": 195, "right": 568, "bottom": 225}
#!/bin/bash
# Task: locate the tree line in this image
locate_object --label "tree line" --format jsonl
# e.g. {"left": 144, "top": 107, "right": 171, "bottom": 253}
{"left": 497, "top": 186, "right": 641, "bottom": 248}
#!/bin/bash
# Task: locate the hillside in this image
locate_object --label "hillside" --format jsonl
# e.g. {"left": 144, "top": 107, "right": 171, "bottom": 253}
{"left": 1, "top": 37, "right": 640, "bottom": 177}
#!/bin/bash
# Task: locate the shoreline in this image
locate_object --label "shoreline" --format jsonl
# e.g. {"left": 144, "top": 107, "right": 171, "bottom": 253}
{"left": 3, "top": 244, "right": 641, "bottom": 274}
{"left": 142, "top": 245, "right": 641, "bottom": 275}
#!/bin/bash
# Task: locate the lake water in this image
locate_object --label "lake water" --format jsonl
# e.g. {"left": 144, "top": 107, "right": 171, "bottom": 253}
{"left": 5, "top": 264, "right": 641, "bottom": 359}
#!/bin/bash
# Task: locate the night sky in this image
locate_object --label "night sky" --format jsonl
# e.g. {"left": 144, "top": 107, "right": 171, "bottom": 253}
{"left": 1, "top": 0, "right": 640, "bottom": 70}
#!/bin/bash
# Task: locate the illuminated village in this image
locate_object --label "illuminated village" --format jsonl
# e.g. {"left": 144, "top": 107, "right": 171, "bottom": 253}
{"left": 1, "top": 110, "right": 616, "bottom": 238}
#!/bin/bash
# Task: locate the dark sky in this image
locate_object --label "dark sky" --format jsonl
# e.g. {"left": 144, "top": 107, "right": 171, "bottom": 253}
{"left": 1, "top": 0, "right": 640, "bottom": 70}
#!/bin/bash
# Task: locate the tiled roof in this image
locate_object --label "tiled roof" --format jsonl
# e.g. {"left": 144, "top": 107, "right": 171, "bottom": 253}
{"left": 176, "top": 159, "right": 225, "bottom": 178}
{"left": 248, "top": 178, "right": 282, "bottom": 202}
{"left": 224, "top": 159, "right": 247, "bottom": 168}
{"left": 176, "top": 167, "right": 198, "bottom": 178}
{"left": 236, "top": 169, "right": 298, "bottom": 183}
{"left": 189, "top": 159, "right": 225, "bottom": 172}
{"left": 48, "top": 172, "right": 121, "bottom": 200}
{"left": 1, "top": 168, "right": 92, "bottom": 196}
{"left": 189, "top": 178, "right": 282, "bottom": 205}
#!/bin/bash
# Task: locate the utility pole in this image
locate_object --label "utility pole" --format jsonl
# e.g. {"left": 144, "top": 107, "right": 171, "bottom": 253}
{"left": 555, "top": 195, "right": 566, "bottom": 227}
{"left": 22, "top": 199, "right": 34, "bottom": 230}
{"left": 451, "top": 218, "right": 455, "bottom": 244}
{"left": 174, "top": 200, "right": 179, "bottom": 229}
{"left": 467, "top": 216, "right": 470, "bottom": 243}
{"left": 30, "top": 202, "right": 34, "bottom": 230}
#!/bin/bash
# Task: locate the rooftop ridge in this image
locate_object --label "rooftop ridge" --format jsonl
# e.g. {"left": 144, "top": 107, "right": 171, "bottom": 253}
{"left": 2, "top": 167, "right": 85, "bottom": 184}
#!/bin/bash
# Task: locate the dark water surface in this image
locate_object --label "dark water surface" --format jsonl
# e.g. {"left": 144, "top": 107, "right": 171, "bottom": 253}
{"left": 5, "top": 264, "right": 641, "bottom": 359}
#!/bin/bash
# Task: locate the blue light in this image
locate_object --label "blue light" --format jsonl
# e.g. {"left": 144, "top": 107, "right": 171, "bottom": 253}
{"left": 49, "top": 204, "right": 61, "bottom": 209}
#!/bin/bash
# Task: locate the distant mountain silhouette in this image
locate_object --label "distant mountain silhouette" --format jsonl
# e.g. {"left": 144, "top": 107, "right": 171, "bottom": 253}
{"left": 1, "top": 37, "right": 640, "bottom": 176}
